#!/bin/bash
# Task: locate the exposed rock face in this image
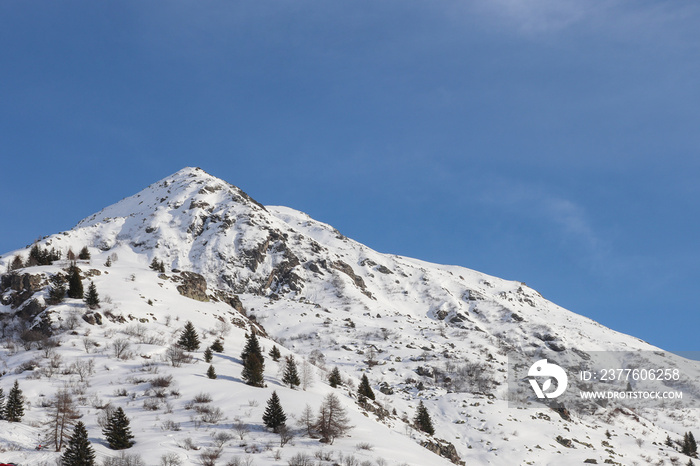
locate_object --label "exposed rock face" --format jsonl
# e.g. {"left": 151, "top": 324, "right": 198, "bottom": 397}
{"left": 176, "top": 271, "right": 209, "bottom": 302}
{"left": 16, "top": 298, "right": 45, "bottom": 321}
{"left": 421, "top": 439, "right": 463, "bottom": 465}
{"left": 1, "top": 272, "right": 43, "bottom": 294}
{"left": 332, "top": 260, "right": 366, "bottom": 289}
{"left": 0, "top": 272, "right": 45, "bottom": 308}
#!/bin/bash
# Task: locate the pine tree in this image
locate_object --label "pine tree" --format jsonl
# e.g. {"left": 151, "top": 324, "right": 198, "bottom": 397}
{"left": 683, "top": 431, "right": 698, "bottom": 457}
{"left": 149, "top": 258, "right": 165, "bottom": 272}
{"left": 242, "top": 353, "right": 265, "bottom": 387}
{"left": 78, "top": 246, "right": 91, "bottom": 260}
{"left": 262, "top": 391, "right": 287, "bottom": 433}
{"left": 282, "top": 356, "right": 301, "bottom": 389}
{"left": 414, "top": 401, "right": 435, "bottom": 436}
{"left": 269, "top": 345, "right": 281, "bottom": 362}
{"left": 102, "top": 407, "right": 134, "bottom": 450}
{"left": 5, "top": 380, "right": 25, "bottom": 422}
{"left": 241, "top": 332, "right": 265, "bottom": 387}
{"left": 177, "top": 321, "right": 200, "bottom": 351}
{"left": 358, "top": 374, "right": 375, "bottom": 401}
{"left": 328, "top": 367, "right": 342, "bottom": 388}
{"left": 62, "top": 421, "right": 96, "bottom": 465}
{"left": 84, "top": 281, "right": 100, "bottom": 309}
{"left": 48, "top": 274, "right": 67, "bottom": 305}
{"left": 204, "top": 347, "right": 213, "bottom": 363}
{"left": 67, "top": 265, "right": 84, "bottom": 299}
{"left": 210, "top": 338, "right": 224, "bottom": 352}
{"left": 9, "top": 255, "right": 24, "bottom": 271}
{"left": 104, "top": 256, "right": 112, "bottom": 267}
{"left": 207, "top": 365, "right": 217, "bottom": 379}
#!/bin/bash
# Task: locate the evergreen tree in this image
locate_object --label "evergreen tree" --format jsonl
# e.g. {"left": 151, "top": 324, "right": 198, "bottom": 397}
{"left": 683, "top": 431, "right": 698, "bottom": 457}
{"left": 0, "top": 387, "right": 5, "bottom": 420}
{"left": 102, "top": 407, "right": 134, "bottom": 450}
{"left": 204, "top": 347, "right": 213, "bottom": 363}
{"left": 149, "top": 258, "right": 165, "bottom": 272}
{"left": 282, "top": 356, "right": 301, "bottom": 389}
{"left": 241, "top": 353, "right": 265, "bottom": 387}
{"left": 241, "top": 332, "right": 264, "bottom": 364}
{"left": 84, "top": 281, "right": 100, "bottom": 309}
{"left": 78, "top": 246, "right": 91, "bottom": 260}
{"left": 48, "top": 274, "right": 67, "bottom": 305}
{"left": 241, "top": 332, "right": 265, "bottom": 387}
{"left": 5, "top": 380, "right": 25, "bottom": 422}
{"left": 62, "top": 421, "right": 96, "bottom": 465}
{"left": 177, "top": 321, "right": 200, "bottom": 351}
{"left": 104, "top": 256, "right": 112, "bottom": 267}
{"left": 9, "top": 255, "right": 24, "bottom": 271}
{"left": 328, "top": 367, "right": 342, "bottom": 388}
{"left": 29, "top": 244, "right": 51, "bottom": 266}
{"left": 358, "top": 374, "right": 375, "bottom": 401}
{"left": 269, "top": 345, "right": 281, "bottom": 362}
{"left": 262, "top": 391, "right": 287, "bottom": 433}
{"left": 667, "top": 435, "right": 675, "bottom": 448}
{"left": 207, "top": 365, "right": 217, "bottom": 379}
{"left": 67, "top": 265, "right": 84, "bottom": 299}
{"left": 210, "top": 338, "right": 224, "bottom": 352}
{"left": 414, "top": 401, "right": 435, "bottom": 436}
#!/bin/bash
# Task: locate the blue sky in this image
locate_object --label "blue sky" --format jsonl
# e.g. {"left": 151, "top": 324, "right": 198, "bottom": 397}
{"left": 2, "top": 1, "right": 699, "bottom": 351}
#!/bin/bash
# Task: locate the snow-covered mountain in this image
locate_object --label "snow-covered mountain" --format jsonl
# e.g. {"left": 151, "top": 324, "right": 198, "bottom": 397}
{"left": 1, "top": 167, "right": 699, "bottom": 465}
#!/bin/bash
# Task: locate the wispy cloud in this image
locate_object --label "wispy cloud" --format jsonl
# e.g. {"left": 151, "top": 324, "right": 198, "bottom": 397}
{"left": 477, "top": 178, "right": 608, "bottom": 267}
{"left": 470, "top": 0, "right": 606, "bottom": 34}
{"left": 462, "top": 0, "right": 700, "bottom": 41}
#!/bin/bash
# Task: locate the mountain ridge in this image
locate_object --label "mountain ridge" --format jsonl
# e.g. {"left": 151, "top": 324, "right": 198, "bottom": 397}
{"left": 1, "top": 166, "right": 699, "bottom": 465}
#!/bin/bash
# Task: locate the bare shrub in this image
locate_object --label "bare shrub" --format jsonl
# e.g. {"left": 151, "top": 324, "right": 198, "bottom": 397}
{"left": 165, "top": 345, "right": 192, "bottom": 367}
{"left": 287, "top": 453, "right": 314, "bottom": 466}
{"left": 199, "top": 447, "right": 222, "bottom": 466}
{"left": 233, "top": 417, "right": 250, "bottom": 441}
{"left": 111, "top": 338, "right": 132, "bottom": 359}
{"left": 201, "top": 406, "right": 225, "bottom": 424}
{"left": 143, "top": 398, "right": 160, "bottom": 411}
{"left": 193, "top": 392, "right": 213, "bottom": 403}
{"left": 151, "top": 375, "right": 173, "bottom": 388}
{"left": 226, "top": 456, "right": 255, "bottom": 466}
{"left": 160, "top": 453, "right": 183, "bottom": 466}
{"left": 102, "top": 451, "right": 145, "bottom": 466}
{"left": 279, "top": 424, "right": 294, "bottom": 447}
{"left": 211, "top": 431, "right": 233, "bottom": 448}
{"left": 162, "top": 419, "right": 181, "bottom": 431}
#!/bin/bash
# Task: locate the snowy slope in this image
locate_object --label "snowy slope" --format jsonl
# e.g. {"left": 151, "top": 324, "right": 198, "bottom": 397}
{"left": 1, "top": 167, "right": 699, "bottom": 465}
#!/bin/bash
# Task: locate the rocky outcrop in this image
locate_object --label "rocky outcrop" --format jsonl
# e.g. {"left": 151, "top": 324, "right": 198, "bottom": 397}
{"left": 421, "top": 439, "right": 464, "bottom": 465}
{"left": 0, "top": 272, "right": 45, "bottom": 308}
{"left": 1, "top": 272, "right": 43, "bottom": 294}
{"left": 175, "top": 271, "right": 209, "bottom": 302}
{"left": 332, "top": 260, "right": 366, "bottom": 289}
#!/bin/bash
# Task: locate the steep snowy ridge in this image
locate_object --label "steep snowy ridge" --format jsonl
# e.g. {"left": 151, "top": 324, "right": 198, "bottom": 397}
{"left": 1, "top": 167, "right": 699, "bottom": 465}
